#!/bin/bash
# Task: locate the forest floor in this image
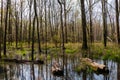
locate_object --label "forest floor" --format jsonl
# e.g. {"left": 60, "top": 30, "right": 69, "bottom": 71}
{"left": 1, "top": 42, "right": 120, "bottom": 63}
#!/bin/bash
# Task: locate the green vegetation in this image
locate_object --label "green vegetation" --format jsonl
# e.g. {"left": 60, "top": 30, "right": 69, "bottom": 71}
{"left": 90, "top": 43, "right": 120, "bottom": 62}
{"left": 1, "top": 42, "right": 120, "bottom": 63}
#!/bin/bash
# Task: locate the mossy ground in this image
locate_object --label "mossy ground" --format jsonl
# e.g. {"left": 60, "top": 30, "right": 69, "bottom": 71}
{"left": 1, "top": 42, "right": 120, "bottom": 62}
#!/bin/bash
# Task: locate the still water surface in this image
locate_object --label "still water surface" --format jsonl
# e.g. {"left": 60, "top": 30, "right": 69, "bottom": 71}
{"left": 0, "top": 59, "right": 119, "bottom": 80}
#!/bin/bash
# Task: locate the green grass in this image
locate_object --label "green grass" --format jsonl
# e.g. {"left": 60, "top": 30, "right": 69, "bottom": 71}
{"left": 1, "top": 42, "right": 120, "bottom": 62}
{"left": 90, "top": 43, "right": 120, "bottom": 62}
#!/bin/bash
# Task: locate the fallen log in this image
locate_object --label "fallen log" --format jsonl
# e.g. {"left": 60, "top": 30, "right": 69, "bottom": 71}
{"left": 51, "top": 62, "right": 63, "bottom": 76}
{"left": 81, "top": 58, "right": 109, "bottom": 74}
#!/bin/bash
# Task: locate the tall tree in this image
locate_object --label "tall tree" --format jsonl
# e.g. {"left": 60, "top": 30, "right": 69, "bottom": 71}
{"left": 4, "top": 0, "right": 10, "bottom": 56}
{"left": 15, "top": 0, "right": 19, "bottom": 48}
{"left": 102, "top": 0, "right": 107, "bottom": 47}
{"left": 89, "top": 0, "right": 94, "bottom": 43}
{"left": 45, "top": 0, "right": 47, "bottom": 54}
{"left": 0, "top": 0, "right": 3, "bottom": 58}
{"left": 28, "top": 0, "right": 32, "bottom": 47}
{"left": 0, "top": 26, "right": 2, "bottom": 58}
{"left": 36, "top": 0, "right": 42, "bottom": 53}
{"left": 115, "top": 0, "right": 120, "bottom": 44}
{"left": 31, "top": 0, "right": 37, "bottom": 60}
{"left": 48, "top": 0, "right": 53, "bottom": 43}
{"left": 38, "top": 0, "right": 44, "bottom": 43}
{"left": 20, "top": 0, "right": 23, "bottom": 47}
{"left": 63, "top": 0, "right": 68, "bottom": 43}
{"left": 57, "top": 0, "right": 65, "bottom": 69}
{"left": 80, "top": 0, "right": 88, "bottom": 49}
{"left": 8, "top": 0, "right": 12, "bottom": 45}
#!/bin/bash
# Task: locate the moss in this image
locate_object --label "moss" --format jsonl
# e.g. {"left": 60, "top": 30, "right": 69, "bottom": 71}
{"left": 16, "top": 49, "right": 28, "bottom": 56}
{"left": 65, "top": 49, "right": 77, "bottom": 54}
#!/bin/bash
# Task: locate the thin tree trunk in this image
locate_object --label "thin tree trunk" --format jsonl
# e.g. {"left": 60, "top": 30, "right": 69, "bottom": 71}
{"left": 28, "top": 0, "right": 32, "bottom": 47}
{"left": 89, "top": 0, "right": 94, "bottom": 43}
{"left": 102, "top": 0, "right": 107, "bottom": 47}
{"left": 37, "top": 15, "right": 42, "bottom": 53}
{"left": 0, "top": 28, "right": 2, "bottom": 58}
{"left": 20, "top": 0, "right": 23, "bottom": 48}
{"left": 8, "top": 0, "right": 12, "bottom": 45}
{"left": 64, "top": 0, "right": 68, "bottom": 43}
{"left": 38, "top": 0, "right": 44, "bottom": 44}
{"left": 4, "top": 0, "right": 10, "bottom": 56}
{"left": 57, "top": 0, "right": 65, "bottom": 70}
{"left": 31, "top": 17, "right": 35, "bottom": 60}
{"left": 31, "top": 0, "right": 36, "bottom": 61}
{"left": 115, "top": 0, "right": 120, "bottom": 44}
{"left": 0, "top": 0, "right": 3, "bottom": 58}
{"left": 48, "top": 0, "right": 53, "bottom": 43}
{"left": 45, "top": 0, "right": 47, "bottom": 54}
{"left": 15, "top": 0, "right": 19, "bottom": 49}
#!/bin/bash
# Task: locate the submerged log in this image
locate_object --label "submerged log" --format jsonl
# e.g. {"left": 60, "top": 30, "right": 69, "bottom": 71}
{"left": 51, "top": 62, "right": 63, "bottom": 76}
{"left": 81, "top": 58, "right": 109, "bottom": 73}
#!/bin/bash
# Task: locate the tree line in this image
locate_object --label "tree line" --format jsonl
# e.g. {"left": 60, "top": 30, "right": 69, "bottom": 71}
{"left": 0, "top": 0, "right": 119, "bottom": 58}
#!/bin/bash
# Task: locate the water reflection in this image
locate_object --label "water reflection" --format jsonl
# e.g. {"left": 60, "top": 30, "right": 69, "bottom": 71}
{"left": 0, "top": 59, "right": 118, "bottom": 80}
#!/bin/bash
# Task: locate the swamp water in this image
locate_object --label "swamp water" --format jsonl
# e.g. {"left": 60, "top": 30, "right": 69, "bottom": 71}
{"left": 0, "top": 58, "right": 119, "bottom": 80}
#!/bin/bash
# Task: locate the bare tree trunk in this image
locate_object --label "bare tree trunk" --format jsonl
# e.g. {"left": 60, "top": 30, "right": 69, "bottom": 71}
{"left": 39, "top": 0, "right": 44, "bottom": 43}
{"left": 15, "top": 0, "right": 19, "bottom": 49}
{"left": 48, "top": 0, "right": 53, "bottom": 43}
{"left": 80, "top": 0, "right": 88, "bottom": 49}
{"left": 8, "top": 0, "right": 12, "bottom": 45}
{"left": 31, "top": 0, "right": 35, "bottom": 60}
{"left": 4, "top": 0, "right": 10, "bottom": 56}
{"left": 115, "top": 0, "right": 120, "bottom": 44}
{"left": 28, "top": 0, "right": 32, "bottom": 47}
{"left": 36, "top": 12, "right": 42, "bottom": 53}
{"left": 102, "top": 0, "right": 107, "bottom": 47}
{"left": 20, "top": 0, "right": 23, "bottom": 48}
{"left": 45, "top": 0, "right": 47, "bottom": 54}
{"left": 0, "top": 0, "right": 3, "bottom": 58}
{"left": 89, "top": 0, "right": 94, "bottom": 43}
{"left": 64, "top": 0, "right": 68, "bottom": 43}
{"left": 57, "top": 0, "right": 65, "bottom": 70}
{"left": 0, "top": 28, "right": 2, "bottom": 58}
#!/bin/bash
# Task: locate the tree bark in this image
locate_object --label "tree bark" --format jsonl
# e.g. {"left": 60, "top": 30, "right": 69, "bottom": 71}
{"left": 64, "top": 0, "right": 68, "bottom": 43}
{"left": 20, "top": 0, "right": 23, "bottom": 48}
{"left": 0, "top": 0, "right": 3, "bottom": 58}
{"left": 4, "top": 0, "right": 10, "bottom": 56}
{"left": 80, "top": 0, "right": 88, "bottom": 49}
{"left": 115, "top": 0, "right": 120, "bottom": 44}
{"left": 8, "top": 0, "right": 12, "bottom": 45}
{"left": 102, "top": 0, "right": 107, "bottom": 47}
{"left": 57, "top": 0, "right": 65, "bottom": 70}
{"left": 89, "top": 0, "right": 94, "bottom": 43}
{"left": 28, "top": 0, "right": 32, "bottom": 47}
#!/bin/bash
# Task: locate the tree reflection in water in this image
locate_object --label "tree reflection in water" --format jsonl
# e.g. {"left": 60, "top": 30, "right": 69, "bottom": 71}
{"left": 0, "top": 59, "right": 118, "bottom": 80}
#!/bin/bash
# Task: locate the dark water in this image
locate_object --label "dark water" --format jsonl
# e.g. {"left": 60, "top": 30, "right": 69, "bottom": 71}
{"left": 0, "top": 59, "right": 119, "bottom": 80}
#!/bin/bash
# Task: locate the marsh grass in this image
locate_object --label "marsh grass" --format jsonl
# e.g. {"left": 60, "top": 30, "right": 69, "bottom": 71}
{"left": 2, "top": 42, "right": 120, "bottom": 62}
